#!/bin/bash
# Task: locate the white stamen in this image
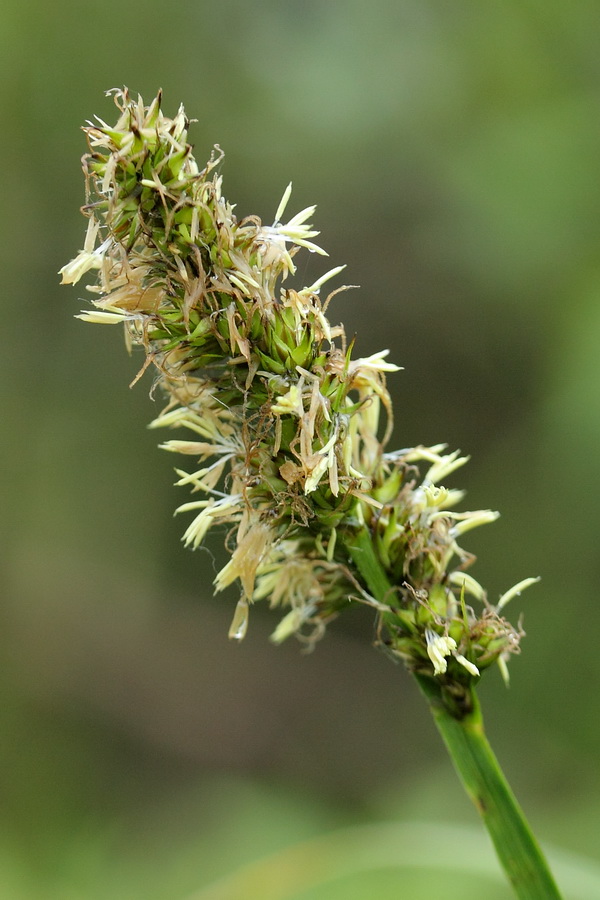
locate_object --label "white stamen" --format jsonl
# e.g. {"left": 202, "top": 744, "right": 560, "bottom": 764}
{"left": 497, "top": 576, "right": 540, "bottom": 612}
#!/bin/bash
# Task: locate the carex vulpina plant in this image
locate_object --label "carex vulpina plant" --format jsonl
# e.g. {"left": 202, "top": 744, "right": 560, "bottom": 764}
{"left": 62, "top": 88, "right": 563, "bottom": 899}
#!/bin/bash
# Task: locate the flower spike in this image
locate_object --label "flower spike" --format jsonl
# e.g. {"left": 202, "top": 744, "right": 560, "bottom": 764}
{"left": 62, "top": 88, "right": 534, "bottom": 685}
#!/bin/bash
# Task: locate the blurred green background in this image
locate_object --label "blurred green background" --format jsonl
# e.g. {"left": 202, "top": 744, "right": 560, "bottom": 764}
{"left": 3, "top": 1, "right": 600, "bottom": 897}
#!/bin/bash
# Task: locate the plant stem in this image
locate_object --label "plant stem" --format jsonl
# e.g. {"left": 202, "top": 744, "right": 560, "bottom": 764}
{"left": 344, "top": 526, "right": 563, "bottom": 900}
{"left": 415, "top": 674, "right": 562, "bottom": 899}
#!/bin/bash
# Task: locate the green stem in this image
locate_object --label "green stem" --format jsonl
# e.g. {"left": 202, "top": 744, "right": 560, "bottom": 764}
{"left": 415, "top": 674, "right": 562, "bottom": 899}
{"left": 344, "top": 525, "right": 563, "bottom": 900}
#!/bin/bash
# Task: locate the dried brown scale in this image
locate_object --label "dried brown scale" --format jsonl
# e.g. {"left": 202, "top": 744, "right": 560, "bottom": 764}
{"left": 62, "top": 88, "right": 537, "bottom": 687}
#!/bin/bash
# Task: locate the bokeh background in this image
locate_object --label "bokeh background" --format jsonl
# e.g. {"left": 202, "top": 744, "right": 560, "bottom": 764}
{"left": 3, "top": 1, "right": 600, "bottom": 897}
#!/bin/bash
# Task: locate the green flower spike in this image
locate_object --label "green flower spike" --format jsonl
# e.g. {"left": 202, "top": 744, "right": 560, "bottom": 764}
{"left": 62, "top": 89, "right": 563, "bottom": 900}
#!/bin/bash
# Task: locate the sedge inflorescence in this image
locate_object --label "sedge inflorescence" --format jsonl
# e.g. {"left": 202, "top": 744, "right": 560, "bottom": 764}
{"left": 62, "top": 88, "right": 534, "bottom": 690}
